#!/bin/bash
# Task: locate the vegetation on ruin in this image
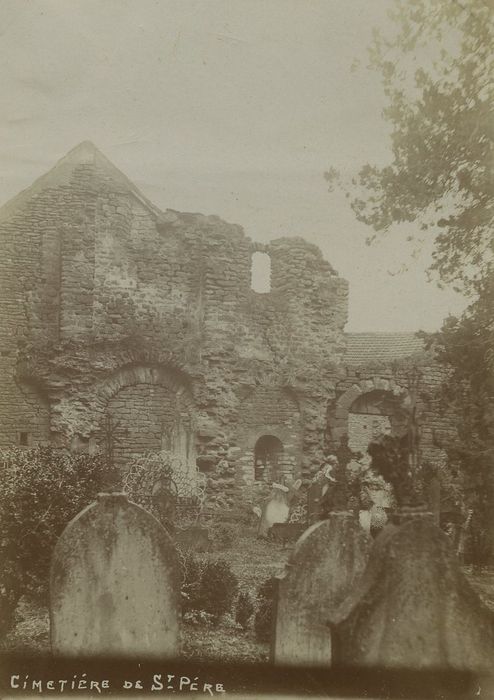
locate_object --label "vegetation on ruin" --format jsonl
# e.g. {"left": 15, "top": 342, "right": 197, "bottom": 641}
{"left": 0, "top": 446, "right": 106, "bottom": 635}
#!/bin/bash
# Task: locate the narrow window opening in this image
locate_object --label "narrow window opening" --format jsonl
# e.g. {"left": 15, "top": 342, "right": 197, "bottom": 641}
{"left": 19, "top": 431, "right": 29, "bottom": 446}
{"left": 250, "top": 252, "right": 271, "bottom": 293}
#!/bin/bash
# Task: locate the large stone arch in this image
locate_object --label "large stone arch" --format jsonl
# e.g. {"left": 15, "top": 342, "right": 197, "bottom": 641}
{"left": 329, "top": 376, "right": 409, "bottom": 449}
{"left": 93, "top": 363, "right": 196, "bottom": 470}
{"left": 95, "top": 364, "right": 194, "bottom": 407}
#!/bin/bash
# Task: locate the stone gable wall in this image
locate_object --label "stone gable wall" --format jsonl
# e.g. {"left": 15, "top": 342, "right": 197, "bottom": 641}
{"left": 0, "top": 150, "right": 460, "bottom": 511}
{"left": 0, "top": 155, "right": 348, "bottom": 507}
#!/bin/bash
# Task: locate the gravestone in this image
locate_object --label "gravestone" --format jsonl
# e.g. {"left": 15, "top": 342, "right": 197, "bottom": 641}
{"left": 334, "top": 515, "right": 494, "bottom": 669}
{"left": 257, "top": 481, "right": 301, "bottom": 538}
{"left": 50, "top": 493, "right": 181, "bottom": 658}
{"left": 273, "top": 512, "right": 370, "bottom": 666}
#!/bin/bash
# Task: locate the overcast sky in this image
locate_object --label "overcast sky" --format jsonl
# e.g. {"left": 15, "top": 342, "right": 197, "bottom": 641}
{"left": 0, "top": 0, "right": 468, "bottom": 331}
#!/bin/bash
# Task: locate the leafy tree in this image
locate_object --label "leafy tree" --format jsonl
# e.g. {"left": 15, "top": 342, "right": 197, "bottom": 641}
{"left": 423, "top": 278, "right": 494, "bottom": 563}
{"left": 326, "top": 0, "right": 494, "bottom": 558}
{"left": 326, "top": 0, "right": 493, "bottom": 291}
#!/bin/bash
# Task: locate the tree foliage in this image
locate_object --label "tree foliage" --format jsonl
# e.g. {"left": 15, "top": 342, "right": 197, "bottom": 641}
{"left": 326, "top": 0, "right": 493, "bottom": 291}
{"left": 0, "top": 446, "right": 106, "bottom": 634}
{"left": 423, "top": 277, "right": 494, "bottom": 562}
{"left": 327, "top": 0, "right": 494, "bottom": 558}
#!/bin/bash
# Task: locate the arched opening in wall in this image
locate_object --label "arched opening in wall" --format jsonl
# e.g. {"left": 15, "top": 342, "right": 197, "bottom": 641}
{"left": 99, "top": 373, "right": 196, "bottom": 475}
{"left": 348, "top": 390, "right": 408, "bottom": 454}
{"left": 348, "top": 389, "right": 408, "bottom": 510}
{"left": 254, "top": 435, "right": 283, "bottom": 481}
{"left": 250, "top": 251, "right": 271, "bottom": 293}
{"left": 347, "top": 389, "right": 409, "bottom": 464}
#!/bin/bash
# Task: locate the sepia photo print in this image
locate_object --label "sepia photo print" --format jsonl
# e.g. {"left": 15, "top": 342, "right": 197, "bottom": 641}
{"left": 0, "top": 1, "right": 493, "bottom": 697}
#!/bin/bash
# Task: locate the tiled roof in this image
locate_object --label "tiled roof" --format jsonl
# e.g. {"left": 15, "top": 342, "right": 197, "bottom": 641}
{"left": 344, "top": 332, "right": 425, "bottom": 365}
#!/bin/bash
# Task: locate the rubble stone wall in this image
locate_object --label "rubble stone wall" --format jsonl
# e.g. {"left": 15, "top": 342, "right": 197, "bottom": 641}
{"left": 0, "top": 146, "right": 348, "bottom": 507}
{"left": 0, "top": 145, "right": 460, "bottom": 512}
{"left": 328, "top": 363, "right": 458, "bottom": 470}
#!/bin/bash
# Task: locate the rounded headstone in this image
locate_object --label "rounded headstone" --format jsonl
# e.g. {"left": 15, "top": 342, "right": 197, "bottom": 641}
{"left": 337, "top": 517, "right": 494, "bottom": 669}
{"left": 50, "top": 493, "right": 181, "bottom": 658}
{"left": 274, "top": 512, "right": 370, "bottom": 666}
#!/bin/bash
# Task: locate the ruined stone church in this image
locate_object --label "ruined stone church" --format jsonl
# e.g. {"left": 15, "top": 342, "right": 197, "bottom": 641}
{"left": 0, "top": 142, "right": 457, "bottom": 507}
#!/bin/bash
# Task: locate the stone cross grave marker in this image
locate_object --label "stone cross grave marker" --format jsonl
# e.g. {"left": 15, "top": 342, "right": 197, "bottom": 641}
{"left": 50, "top": 493, "right": 181, "bottom": 658}
{"left": 334, "top": 514, "right": 494, "bottom": 670}
{"left": 273, "top": 512, "right": 370, "bottom": 666}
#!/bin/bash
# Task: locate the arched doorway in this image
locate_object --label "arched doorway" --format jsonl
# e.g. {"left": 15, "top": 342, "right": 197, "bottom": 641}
{"left": 254, "top": 435, "right": 284, "bottom": 482}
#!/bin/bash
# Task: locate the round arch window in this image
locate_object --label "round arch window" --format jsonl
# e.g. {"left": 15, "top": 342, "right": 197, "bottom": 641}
{"left": 254, "top": 435, "right": 283, "bottom": 481}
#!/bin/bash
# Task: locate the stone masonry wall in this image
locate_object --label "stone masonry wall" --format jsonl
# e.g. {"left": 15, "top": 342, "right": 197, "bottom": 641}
{"left": 0, "top": 143, "right": 348, "bottom": 509}
{"left": 105, "top": 384, "right": 195, "bottom": 470}
{"left": 327, "top": 360, "right": 458, "bottom": 491}
{"left": 234, "top": 386, "right": 302, "bottom": 484}
{"left": 0, "top": 143, "right": 461, "bottom": 513}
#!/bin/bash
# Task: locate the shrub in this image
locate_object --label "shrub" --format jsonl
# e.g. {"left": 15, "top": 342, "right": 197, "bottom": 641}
{"left": 180, "top": 554, "right": 238, "bottom": 624}
{"left": 254, "top": 576, "right": 277, "bottom": 643}
{"left": 196, "top": 559, "right": 238, "bottom": 623}
{"left": 0, "top": 446, "right": 106, "bottom": 635}
{"left": 235, "top": 590, "right": 254, "bottom": 630}
{"left": 210, "top": 522, "right": 236, "bottom": 550}
{"left": 179, "top": 550, "right": 204, "bottom": 615}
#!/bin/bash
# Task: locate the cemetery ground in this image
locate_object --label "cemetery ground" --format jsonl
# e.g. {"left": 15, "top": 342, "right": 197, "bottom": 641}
{"left": 2, "top": 514, "right": 494, "bottom": 663}
{"left": 0, "top": 516, "right": 286, "bottom": 662}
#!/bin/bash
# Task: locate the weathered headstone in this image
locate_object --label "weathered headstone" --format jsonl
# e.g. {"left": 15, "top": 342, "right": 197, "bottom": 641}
{"left": 50, "top": 493, "right": 181, "bottom": 658}
{"left": 334, "top": 515, "right": 494, "bottom": 669}
{"left": 257, "top": 481, "right": 301, "bottom": 538}
{"left": 273, "top": 512, "right": 370, "bottom": 666}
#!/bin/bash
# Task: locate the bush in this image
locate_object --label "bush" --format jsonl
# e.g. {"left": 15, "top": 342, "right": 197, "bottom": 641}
{"left": 254, "top": 576, "right": 277, "bottom": 643}
{"left": 235, "top": 590, "right": 254, "bottom": 631}
{"left": 179, "top": 551, "right": 204, "bottom": 615}
{"left": 210, "top": 522, "right": 237, "bottom": 550}
{"left": 180, "top": 554, "right": 238, "bottom": 624}
{"left": 0, "top": 446, "right": 106, "bottom": 635}
{"left": 197, "top": 559, "right": 238, "bottom": 622}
